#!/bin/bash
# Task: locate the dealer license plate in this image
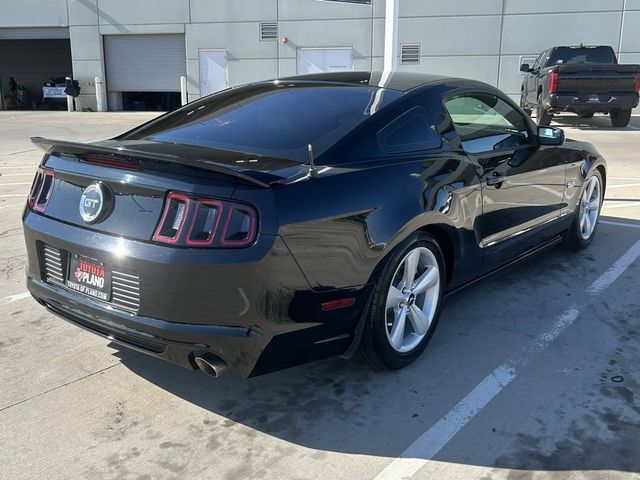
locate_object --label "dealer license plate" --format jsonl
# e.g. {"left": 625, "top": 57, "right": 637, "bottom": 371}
{"left": 66, "top": 253, "right": 111, "bottom": 301}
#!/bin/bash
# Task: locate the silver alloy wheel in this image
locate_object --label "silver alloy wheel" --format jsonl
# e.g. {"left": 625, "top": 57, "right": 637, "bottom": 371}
{"left": 384, "top": 246, "right": 441, "bottom": 353}
{"left": 579, "top": 175, "right": 601, "bottom": 240}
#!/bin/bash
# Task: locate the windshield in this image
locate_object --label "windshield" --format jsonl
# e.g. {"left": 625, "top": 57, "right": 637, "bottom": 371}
{"left": 547, "top": 46, "right": 616, "bottom": 65}
{"left": 122, "top": 83, "right": 401, "bottom": 162}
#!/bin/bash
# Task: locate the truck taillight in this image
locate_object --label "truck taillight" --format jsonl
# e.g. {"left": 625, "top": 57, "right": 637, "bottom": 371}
{"left": 153, "top": 192, "right": 257, "bottom": 248}
{"left": 28, "top": 168, "right": 55, "bottom": 213}
{"left": 548, "top": 71, "right": 559, "bottom": 94}
{"left": 635, "top": 73, "right": 640, "bottom": 93}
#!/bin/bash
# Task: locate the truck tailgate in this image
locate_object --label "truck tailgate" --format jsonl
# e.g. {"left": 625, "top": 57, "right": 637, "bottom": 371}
{"left": 555, "top": 64, "right": 639, "bottom": 93}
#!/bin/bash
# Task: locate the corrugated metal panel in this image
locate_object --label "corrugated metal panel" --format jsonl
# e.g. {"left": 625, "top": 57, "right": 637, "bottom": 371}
{"left": 0, "top": 27, "right": 70, "bottom": 40}
{"left": 104, "top": 34, "right": 186, "bottom": 92}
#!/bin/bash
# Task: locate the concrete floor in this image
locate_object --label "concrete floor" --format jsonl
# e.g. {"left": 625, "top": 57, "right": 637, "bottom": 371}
{"left": 0, "top": 111, "right": 639, "bottom": 480}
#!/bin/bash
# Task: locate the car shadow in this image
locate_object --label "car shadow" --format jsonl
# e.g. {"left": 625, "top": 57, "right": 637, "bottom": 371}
{"left": 551, "top": 113, "right": 640, "bottom": 131}
{"left": 115, "top": 217, "right": 640, "bottom": 474}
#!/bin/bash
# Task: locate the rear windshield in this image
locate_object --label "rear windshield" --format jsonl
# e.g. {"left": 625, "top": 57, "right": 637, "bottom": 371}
{"left": 122, "top": 83, "right": 401, "bottom": 162}
{"left": 547, "top": 46, "right": 616, "bottom": 66}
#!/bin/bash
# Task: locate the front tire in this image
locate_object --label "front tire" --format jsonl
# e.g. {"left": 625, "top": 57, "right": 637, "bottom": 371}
{"left": 610, "top": 109, "right": 631, "bottom": 128}
{"left": 520, "top": 89, "right": 532, "bottom": 117}
{"left": 565, "top": 170, "right": 603, "bottom": 250}
{"left": 358, "top": 232, "right": 445, "bottom": 370}
{"left": 536, "top": 93, "right": 553, "bottom": 126}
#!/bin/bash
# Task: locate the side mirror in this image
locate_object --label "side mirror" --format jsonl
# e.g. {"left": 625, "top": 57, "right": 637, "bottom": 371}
{"left": 520, "top": 63, "right": 531, "bottom": 73}
{"left": 537, "top": 126, "right": 565, "bottom": 146}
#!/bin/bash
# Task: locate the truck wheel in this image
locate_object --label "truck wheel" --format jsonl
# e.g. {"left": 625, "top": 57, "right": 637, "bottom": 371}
{"left": 610, "top": 109, "right": 631, "bottom": 128}
{"left": 520, "top": 90, "right": 532, "bottom": 117}
{"left": 578, "top": 112, "right": 594, "bottom": 119}
{"left": 536, "top": 94, "right": 553, "bottom": 126}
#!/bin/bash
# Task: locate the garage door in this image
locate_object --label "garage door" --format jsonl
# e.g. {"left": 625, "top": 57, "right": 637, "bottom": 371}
{"left": 104, "top": 34, "right": 186, "bottom": 92}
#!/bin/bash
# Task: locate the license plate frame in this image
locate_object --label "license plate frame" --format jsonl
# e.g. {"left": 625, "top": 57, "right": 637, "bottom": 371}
{"left": 66, "top": 253, "right": 111, "bottom": 301}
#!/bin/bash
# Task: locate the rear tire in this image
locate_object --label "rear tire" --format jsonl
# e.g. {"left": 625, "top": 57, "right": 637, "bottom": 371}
{"left": 536, "top": 94, "right": 553, "bottom": 126}
{"left": 610, "top": 109, "right": 631, "bottom": 128}
{"left": 565, "top": 170, "right": 603, "bottom": 251}
{"left": 358, "top": 232, "right": 445, "bottom": 370}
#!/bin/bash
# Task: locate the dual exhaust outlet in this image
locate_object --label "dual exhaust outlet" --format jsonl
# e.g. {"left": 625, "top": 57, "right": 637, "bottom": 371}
{"left": 193, "top": 353, "right": 228, "bottom": 378}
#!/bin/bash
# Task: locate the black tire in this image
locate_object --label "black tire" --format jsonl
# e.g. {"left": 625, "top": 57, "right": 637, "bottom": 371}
{"left": 358, "top": 232, "right": 445, "bottom": 370}
{"left": 565, "top": 169, "right": 603, "bottom": 251}
{"left": 610, "top": 109, "right": 631, "bottom": 128}
{"left": 536, "top": 94, "right": 553, "bottom": 126}
{"left": 520, "top": 90, "right": 532, "bottom": 117}
{"left": 578, "top": 112, "right": 594, "bottom": 119}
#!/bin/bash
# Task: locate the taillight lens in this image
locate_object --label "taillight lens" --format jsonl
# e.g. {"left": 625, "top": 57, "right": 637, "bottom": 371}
{"left": 634, "top": 73, "right": 640, "bottom": 93}
{"left": 28, "top": 168, "right": 55, "bottom": 213}
{"left": 153, "top": 192, "right": 258, "bottom": 248}
{"left": 548, "top": 71, "right": 558, "bottom": 94}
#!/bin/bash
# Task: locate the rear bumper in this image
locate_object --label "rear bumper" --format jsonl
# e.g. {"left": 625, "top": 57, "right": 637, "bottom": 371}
{"left": 547, "top": 92, "right": 639, "bottom": 112}
{"left": 23, "top": 212, "right": 372, "bottom": 377}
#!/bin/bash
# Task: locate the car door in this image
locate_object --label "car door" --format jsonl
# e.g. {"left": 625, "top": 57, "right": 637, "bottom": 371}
{"left": 443, "top": 90, "right": 566, "bottom": 271}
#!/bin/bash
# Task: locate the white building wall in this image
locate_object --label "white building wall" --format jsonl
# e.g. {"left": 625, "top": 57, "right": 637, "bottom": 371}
{"left": 1, "top": 0, "right": 639, "bottom": 110}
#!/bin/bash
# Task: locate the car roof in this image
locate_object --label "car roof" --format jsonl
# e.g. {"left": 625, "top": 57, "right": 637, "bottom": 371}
{"left": 276, "top": 71, "right": 476, "bottom": 93}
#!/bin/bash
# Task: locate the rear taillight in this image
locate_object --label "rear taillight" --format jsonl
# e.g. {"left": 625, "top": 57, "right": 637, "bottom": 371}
{"left": 634, "top": 73, "right": 640, "bottom": 93}
{"left": 548, "top": 71, "right": 558, "bottom": 94}
{"left": 153, "top": 192, "right": 257, "bottom": 248}
{"left": 28, "top": 168, "right": 55, "bottom": 213}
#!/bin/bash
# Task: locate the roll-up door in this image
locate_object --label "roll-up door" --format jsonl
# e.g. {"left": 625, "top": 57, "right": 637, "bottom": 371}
{"left": 104, "top": 34, "right": 186, "bottom": 92}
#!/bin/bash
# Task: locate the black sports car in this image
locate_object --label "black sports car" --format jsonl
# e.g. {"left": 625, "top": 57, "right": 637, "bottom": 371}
{"left": 23, "top": 72, "right": 606, "bottom": 378}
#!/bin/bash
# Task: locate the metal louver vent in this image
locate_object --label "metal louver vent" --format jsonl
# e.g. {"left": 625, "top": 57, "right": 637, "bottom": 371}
{"left": 43, "top": 245, "right": 64, "bottom": 285}
{"left": 260, "top": 22, "right": 278, "bottom": 41}
{"left": 400, "top": 43, "right": 421, "bottom": 64}
{"left": 111, "top": 271, "right": 140, "bottom": 313}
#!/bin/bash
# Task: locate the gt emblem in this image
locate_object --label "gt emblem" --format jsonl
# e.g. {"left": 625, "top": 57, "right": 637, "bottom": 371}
{"left": 566, "top": 180, "right": 576, "bottom": 189}
{"left": 79, "top": 182, "right": 110, "bottom": 223}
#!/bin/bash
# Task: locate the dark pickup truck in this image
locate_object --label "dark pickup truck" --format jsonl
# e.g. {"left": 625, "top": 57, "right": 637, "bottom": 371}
{"left": 520, "top": 45, "right": 639, "bottom": 127}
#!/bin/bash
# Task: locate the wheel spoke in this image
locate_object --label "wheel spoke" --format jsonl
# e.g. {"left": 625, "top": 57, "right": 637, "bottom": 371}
{"left": 389, "top": 305, "right": 407, "bottom": 350}
{"left": 588, "top": 197, "right": 600, "bottom": 211}
{"left": 580, "top": 213, "right": 587, "bottom": 230}
{"left": 412, "top": 267, "right": 438, "bottom": 294}
{"left": 587, "top": 178, "right": 596, "bottom": 200}
{"left": 402, "top": 249, "right": 420, "bottom": 290}
{"left": 584, "top": 213, "right": 592, "bottom": 235}
{"left": 386, "top": 286, "right": 405, "bottom": 309}
{"left": 408, "top": 304, "right": 429, "bottom": 335}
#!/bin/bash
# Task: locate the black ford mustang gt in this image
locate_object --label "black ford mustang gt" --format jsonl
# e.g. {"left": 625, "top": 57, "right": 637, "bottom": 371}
{"left": 23, "top": 72, "right": 606, "bottom": 378}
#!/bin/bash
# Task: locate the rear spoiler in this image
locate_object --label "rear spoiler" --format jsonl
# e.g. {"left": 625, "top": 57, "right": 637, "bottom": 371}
{"left": 31, "top": 137, "right": 280, "bottom": 188}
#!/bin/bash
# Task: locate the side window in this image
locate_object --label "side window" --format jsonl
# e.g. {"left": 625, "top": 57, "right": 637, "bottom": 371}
{"left": 377, "top": 107, "right": 441, "bottom": 154}
{"left": 444, "top": 93, "right": 532, "bottom": 154}
{"left": 533, "top": 52, "right": 544, "bottom": 70}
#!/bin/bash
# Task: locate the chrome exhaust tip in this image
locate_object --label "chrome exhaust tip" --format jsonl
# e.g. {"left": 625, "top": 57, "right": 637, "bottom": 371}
{"left": 194, "top": 354, "right": 228, "bottom": 378}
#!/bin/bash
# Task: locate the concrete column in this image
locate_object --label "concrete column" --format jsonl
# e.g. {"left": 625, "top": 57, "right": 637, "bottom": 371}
{"left": 180, "top": 75, "right": 188, "bottom": 106}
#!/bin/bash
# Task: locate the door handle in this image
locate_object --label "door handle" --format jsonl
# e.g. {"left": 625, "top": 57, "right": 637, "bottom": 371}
{"left": 486, "top": 174, "right": 507, "bottom": 186}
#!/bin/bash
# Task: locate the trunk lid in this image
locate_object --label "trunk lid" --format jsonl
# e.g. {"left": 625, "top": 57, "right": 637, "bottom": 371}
{"left": 32, "top": 138, "right": 297, "bottom": 241}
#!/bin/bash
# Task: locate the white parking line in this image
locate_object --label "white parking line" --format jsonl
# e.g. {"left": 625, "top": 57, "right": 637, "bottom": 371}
{"left": 602, "top": 202, "right": 639, "bottom": 210}
{"left": 0, "top": 173, "right": 34, "bottom": 176}
{"left": 607, "top": 183, "right": 640, "bottom": 189}
{"left": 600, "top": 220, "right": 640, "bottom": 229}
{"left": 0, "top": 203, "right": 25, "bottom": 209}
{"left": 374, "top": 239, "right": 640, "bottom": 480}
{"left": 1, "top": 291, "right": 31, "bottom": 304}
{"left": 0, "top": 194, "right": 26, "bottom": 198}
{"left": 0, "top": 182, "right": 31, "bottom": 186}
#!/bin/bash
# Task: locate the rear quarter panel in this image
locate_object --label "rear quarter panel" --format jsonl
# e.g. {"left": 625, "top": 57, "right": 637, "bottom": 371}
{"left": 275, "top": 154, "right": 483, "bottom": 291}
